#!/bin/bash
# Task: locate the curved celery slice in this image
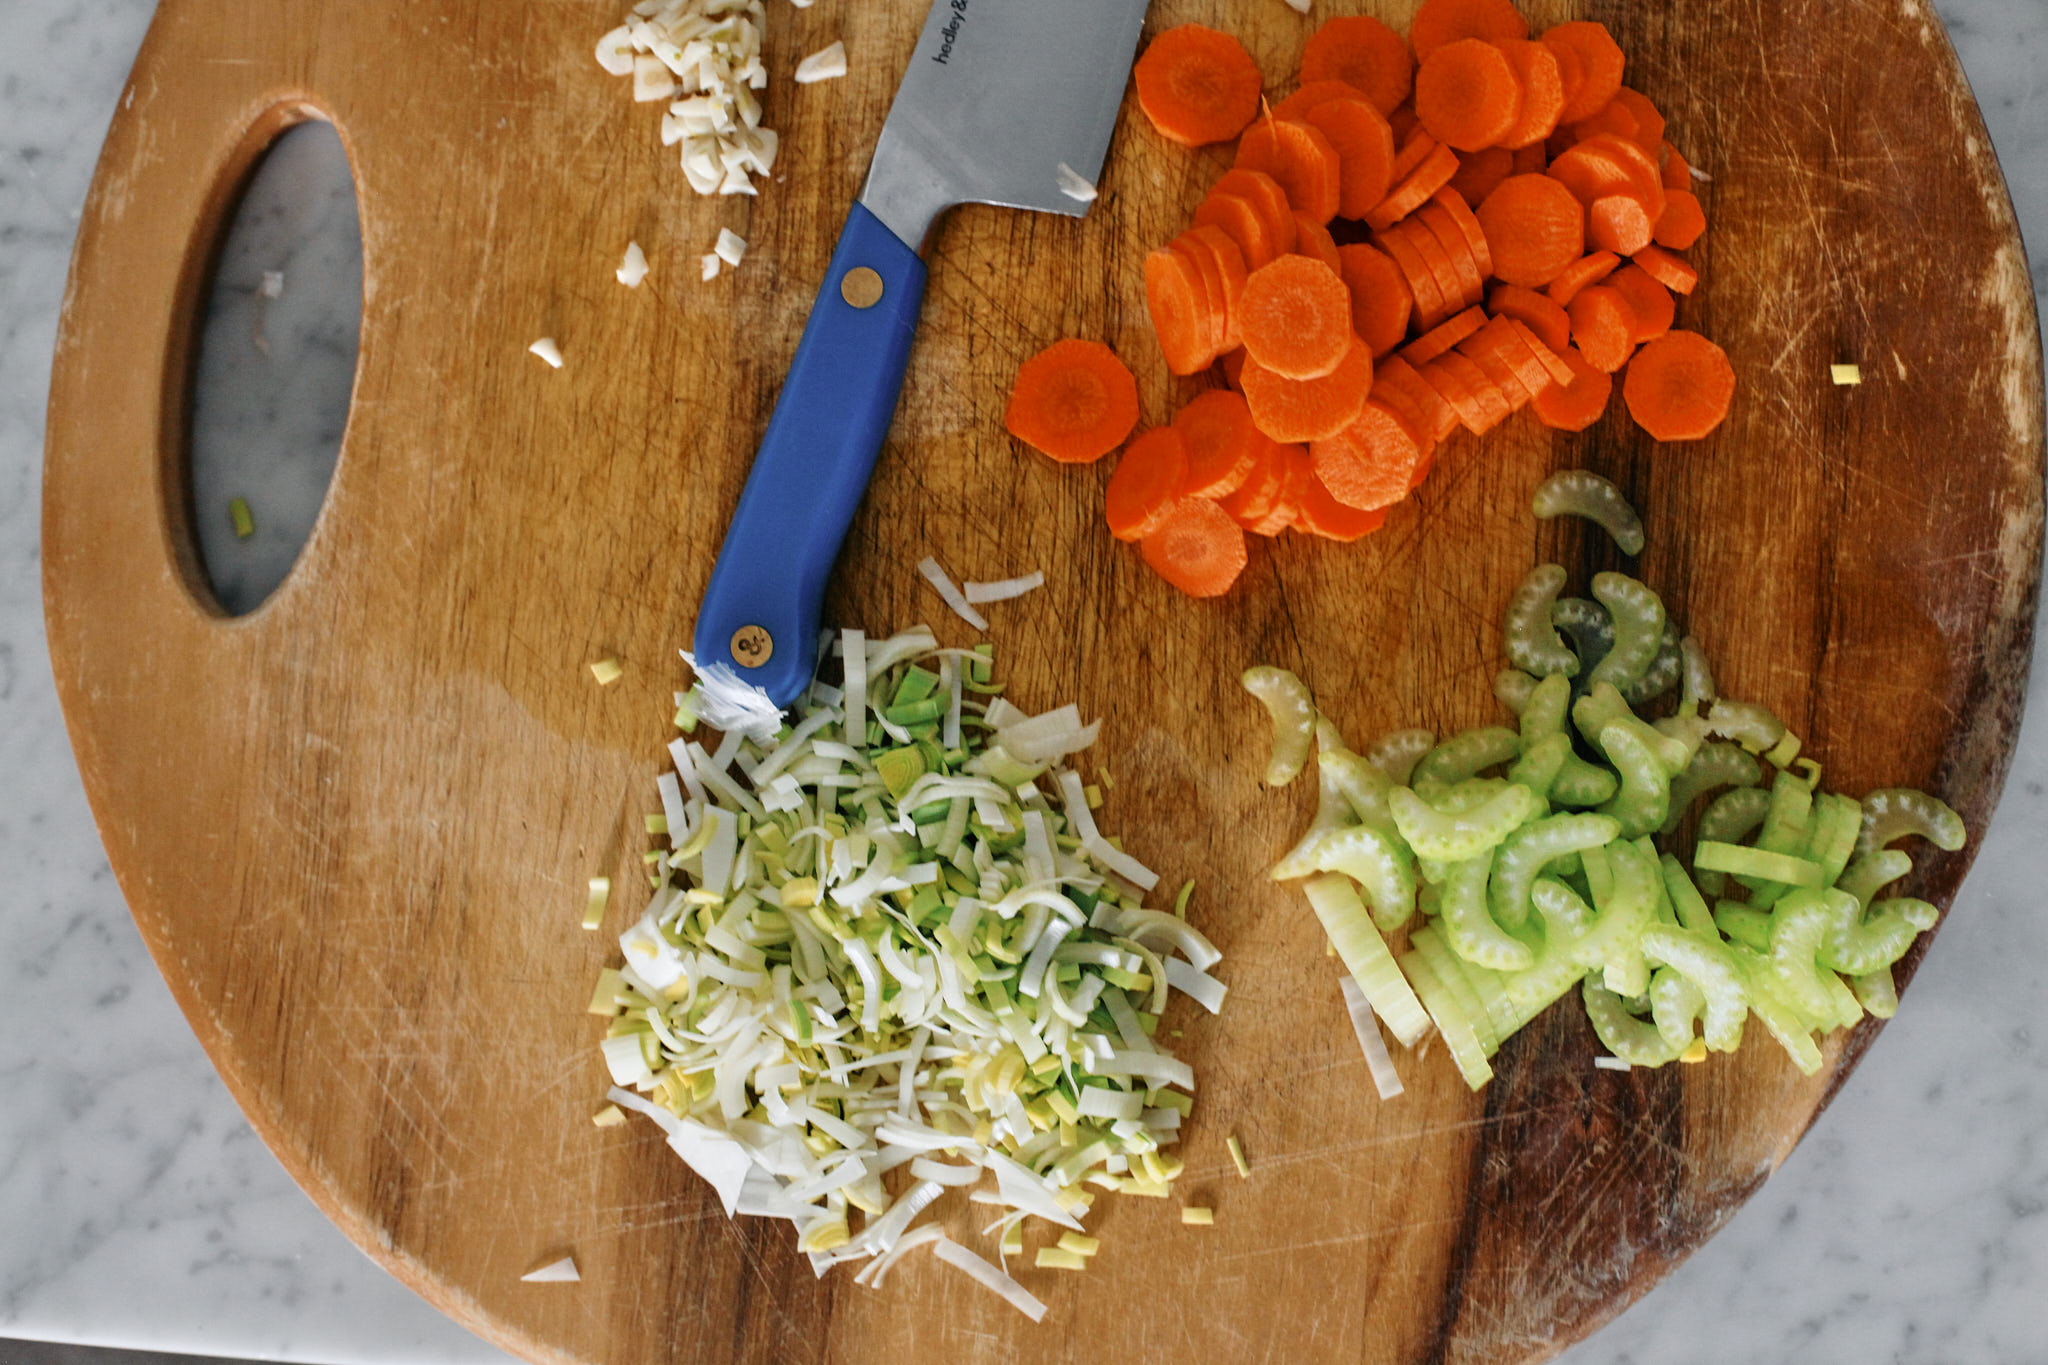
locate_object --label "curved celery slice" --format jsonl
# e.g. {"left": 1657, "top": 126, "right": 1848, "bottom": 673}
{"left": 1819, "top": 897, "right": 1939, "bottom": 974}
{"left": 1621, "top": 620, "right": 1684, "bottom": 706}
{"left": 1584, "top": 840, "right": 1658, "bottom": 978}
{"left": 1678, "top": 636, "right": 1716, "bottom": 716}
{"left": 1504, "top": 565, "right": 1580, "bottom": 679}
{"left": 1489, "top": 812, "right": 1622, "bottom": 931}
{"left": 1549, "top": 754, "right": 1620, "bottom": 808}
{"left": 1705, "top": 698, "right": 1787, "bottom": 754}
{"left": 1587, "top": 573, "right": 1667, "bottom": 694}
{"left": 1390, "top": 783, "right": 1542, "bottom": 862}
{"left": 1641, "top": 923, "right": 1746, "bottom": 1052}
{"left": 1267, "top": 737, "right": 1383, "bottom": 880}
{"left": 1308, "top": 825, "right": 1418, "bottom": 932}
{"left": 1836, "top": 849, "right": 1913, "bottom": 907}
{"left": 1850, "top": 966, "right": 1899, "bottom": 1019}
{"left": 1584, "top": 977, "right": 1680, "bottom": 1065}
{"left": 1517, "top": 672, "right": 1572, "bottom": 744}
{"left": 1401, "top": 949, "right": 1493, "bottom": 1089}
{"left": 1856, "top": 788, "right": 1967, "bottom": 854}
{"left": 1495, "top": 668, "right": 1538, "bottom": 716}
{"left": 1730, "top": 945, "right": 1825, "bottom": 1075}
{"left": 1740, "top": 771, "right": 1817, "bottom": 907}
{"left": 1649, "top": 966, "right": 1707, "bottom": 1054}
{"left": 1412, "top": 727, "right": 1522, "bottom": 801}
{"left": 1366, "top": 729, "right": 1436, "bottom": 786}
{"left": 1532, "top": 469, "right": 1646, "bottom": 556}
{"left": 1658, "top": 854, "right": 1718, "bottom": 936}
{"left": 1714, "top": 900, "right": 1773, "bottom": 952}
{"left": 1803, "top": 792, "right": 1863, "bottom": 888}
{"left": 1660, "top": 742, "right": 1763, "bottom": 835}
{"left": 1302, "top": 875, "right": 1429, "bottom": 1046}
{"left": 1507, "top": 731, "right": 1571, "bottom": 800}
{"left": 1532, "top": 876, "right": 1595, "bottom": 938}
{"left": 1596, "top": 723, "right": 1672, "bottom": 838}
{"left": 1550, "top": 595, "right": 1614, "bottom": 680}
{"left": 1440, "top": 850, "right": 1534, "bottom": 970}
{"left": 1694, "top": 785, "right": 1773, "bottom": 895}
{"left": 1411, "top": 925, "right": 1500, "bottom": 1052}
{"left": 1320, "top": 748, "right": 1399, "bottom": 837}
{"left": 1243, "top": 667, "right": 1316, "bottom": 787}
{"left": 1766, "top": 887, "right": 1861, "bottom": 1020}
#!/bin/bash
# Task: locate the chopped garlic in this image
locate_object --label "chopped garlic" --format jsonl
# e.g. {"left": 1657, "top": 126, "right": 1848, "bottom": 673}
{"left": 1284, "top": 0, "right": 1312, "bottom": 12}
{"left": 714, "top": 228, "right": 748, "bottom": 267}
{"left": 795, "top": 40, "right": 847, "bottom": 84}
{"left": 616, "top": 240, "right": 650, "bottom": 288}
{"left": 600, "top": 2, "right": 783, "bottom": 198}
{"left": 1830, "top": 363, "right": 1863, "bottom": 386}
{"left": 701, "top": 253, "right": 722, "bottom": 281}
{"left": 1055, "top": 162, "right": 1097, "bottom": 204}
{"left": 596, "top": 24, "right": 636, "bottom": 75}
{"left": 633, "top": 53, "right": 678, "bottom": 101}
{"left": 519, "top": 1256, "right": 580, "bottom": 1283}
{"left": 529, "top": 337, "right": 564, "bottom": 369}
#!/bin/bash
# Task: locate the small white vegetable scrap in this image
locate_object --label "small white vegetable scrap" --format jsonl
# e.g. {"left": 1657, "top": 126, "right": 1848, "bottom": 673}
{"left": 1054, "top": 163, "right": 1098, "bottom": 204}
{"left": 519, "top": 1256, "right": 580, "bottom": 1283}
{"left": 714, "top": 228, "right": 748, "bottom": 267}
{"left": 794, "top": 40, "right": 848, "bottom": 84}
{"left": 1830, "top": 363, "right": 1863, "bottom": 386}
{"left": 529, "top": 337, "right": 564, "bottom": 369}
{"left": 596, "top": 1, "right": 780, "bottom": 201}
{"left": 617, "top": 240, "right": 650, "bottom": 288}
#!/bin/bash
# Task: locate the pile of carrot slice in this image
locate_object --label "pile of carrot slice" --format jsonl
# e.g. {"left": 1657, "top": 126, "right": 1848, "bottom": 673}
{"left": 1008, "top": 0, "right": 1736, "bottom": 599}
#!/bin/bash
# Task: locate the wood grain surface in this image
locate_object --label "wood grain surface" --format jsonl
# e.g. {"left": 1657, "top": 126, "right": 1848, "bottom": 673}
{"left": 41, "top": 1, "right": 2045, "bottom": 1362}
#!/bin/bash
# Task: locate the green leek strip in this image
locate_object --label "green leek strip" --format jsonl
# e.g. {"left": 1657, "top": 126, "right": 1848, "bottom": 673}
{"left": 1399, "top": 950, "right": 1493, "bottom": 1089}
{"left": 1694, "top": 841, "right": 1823, "bottom": 887}
{"left": 1302, "top": 875, "right": 1429, "bottom": 1046}
{"left": 1242, "top": 667, "right": 1316, "bottom": 787}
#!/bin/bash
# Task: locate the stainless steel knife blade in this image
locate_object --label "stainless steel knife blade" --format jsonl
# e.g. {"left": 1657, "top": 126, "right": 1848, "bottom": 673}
{"left": 859, "top": 0, "right": 1150, "bottom": 251}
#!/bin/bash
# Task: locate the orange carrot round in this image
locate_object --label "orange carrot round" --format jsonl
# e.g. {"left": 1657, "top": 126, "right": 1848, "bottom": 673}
{"left": 1624, "top": 330, "right": 1735, "bottom": 441}
{"left": 1611, "top": 88, "right": 1667, "bottom": 158}
{"left": 1293, "top": 213, "right": 1344, "bottom": 273}
{"left": 1543, "top": 22, "right": 1625, "bottom": 122}
{"left": 1300, "top": 16, "right": 1414, "bottom": 116}
{"left": 1302, "top": 97, "right": 1398, "bottom": 219}
{"left": 1568, "top": 284, "right": 1638, "bottom": 373}
{"left": 1141, "top": 497, "right": 1249, "bottom": 597}
{"left": 1311, "top": 400, "right": 1426, "bottom": 510}
{"left": 1274, "top": 79, "right": 1370, "bottom": 122}
{"left": 1476, "top": 173, "right": 1586, "bottom": 287}
{"left": 1184, "top": 225, "right": 1251, "bottom": 350}
{"left": 1004, "top": 339, "right": 1140, "bottom": 463}
{"left": 1145, "top": 247, "right": 1217, "bottom": 375}
{"left": 1373, "top": 355, "right": 1459, "bottom": 442}
{"left": 1437, "top": 351, "right": 1514, "bottom": 431}
{"left": 1460, "top": 328, "right": 1536, "bottom": 410}
{"left": 1493, "top": 39, "right": 1565, "bottom": 149}
{"left": 1105, "top": 427, "right": 1190, "bottom": 542}
{"left": 1654, "top": 189, "right": 1707, "bottom": 249}
{"left": 1605, "top": 262, "right": 1674, "bottom": 343}
{"left": 1470, "top": 313, "right": 1555, "bottom": 399}
{"left": 1365, "top": 142, "right": 1461, "bottom": 231}
{"left": 1543, "top": 250, "right": 1621, "bottom": 305}
{"left": 1417, "top": 354, "right": 1491, "bottom": 433}
{"left": 1336, "top": 242, "right": 1414, "bottom": 357}
{"left": 1487, "top": 282, "right": 1572, "bottom": 354}
{"left": 1409, "top": 0, "right": 1529, "bottom": 61}
{"left": 1174, "top": 389, "right": 1263, "bottom": 498}
{"left": 1374, "top": 226, "right": 1447, "bottom": 324}
{"left": 1293, "top": 471, "right": 1392, "bottom": 541}
{"left": 1588, "top": 193, "right": 1655, "bottom": 255}
{"left": 1208, "top": 169, "right": 1300, "bottom": 257}
{"left": 1432, "top": 185, "right": 1496, "bottom": 279}
{"left": 1172, "top": 234, "right": 1229, "bottom": 360}
{"left": 1134, "top": 25, "right": 1264, "bottom": 147}
{"left": 1549, "top": 134, "right": 1666, "bottom": 220}
{"left": 1221, "top": 346, "right": 1249, "bottom": 390}
{"left": 1401, "top": 305, "right": 1488, "bottom": 366}
{"left": 1248, "top": 447, "right": 1315, "bottom": 536}
{"left": 1194, "top": 191, "right": 1278, "bottom": 269}
{"left": 1530, "top": 345, "right": 1614, "bottom": 431}
{"left": 1236, "top": 118, "right": 1344, "bottom": 225}
{"left": 1415, "top": 39, "right": 1524, "bottom": 152}
{"left": 1241, "top": 340, "right": 1375, "bottom": 442}
{"left": 1218, "top": 438, "right": 1291, "bottom": 526}
{"left": 1634, "top": 244, "right": 1700, "bottom": 295}
{"left": 1504, "top": 316, "right": 1577, "bottom": 387}
{"left": 1400, "top": 215, "right": 1472, "bottom": 314}
{"left": 1449, "top": 147, "right": 1515, "bottom": 208}
{"left": 1238, "top": 254, "right": 1356, "bottom": 380}
{"left": 1417, "top": 202, "right": 1487, "bottom": 309}
{"left": 1661, "top": 144, "right": 1694, "bottom": 191}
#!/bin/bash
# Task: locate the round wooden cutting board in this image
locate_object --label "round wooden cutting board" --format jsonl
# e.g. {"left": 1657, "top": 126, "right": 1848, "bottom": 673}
{"left": 42, "top": 1, "right": 2044, "bottom": 1362}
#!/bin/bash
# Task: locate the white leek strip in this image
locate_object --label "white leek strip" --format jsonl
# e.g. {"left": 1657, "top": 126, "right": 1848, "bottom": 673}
{"left": 841, "top": 629, "right": 867, "bottom": 744}
{"left": 698, "top": 807, "right": 738, "bottom": 894}
{"left": 1021, "top": 811, "right": 1055, "bottom": 885}
{"left": 942, "top": 658, "right": 963, "bottom": 752}
{"left": 862, "top": 626, "right": 939, "bottom": 682}
{"left": 917, "top": 556, "right": 990, "bottom": 631}
{"left": 962, "top": 571, "right": 1045, "bottom": 605}
{"left": 1165, "top": 957, "right": 1228, "bottom": 1015}
{"left": 669, "top": 737, "right": 706, "bottom": 806}
{"left": 1593, "top": 1056, "right": 1633, "bottom": 1072}
{"left": 1095, "top": 1049, "right": 1194, "bottom": 1090}
{"left": 689, "top": 741, "right": 765, "bottom": 817}
{"left": 520, "top": 1256, "right": 580, "bottom": 1283}
{"left": 1057, "top": 770, "right": 1100, "bottom": 844}
{"left": 1016, "top": 920, "right": 1073, "bottom": 999}
{"left": 656, "top": 772, "right": 689, "bottom": 844}
{"left": 997, "top": 705, "right": 1101, "bottom": 763}
{"left": 784, "top": 1153, "right": 869, "bottom": 1204}
{"left": 909, "top": 1157, "right": 982, "bottom": 1186}
{"left": 750, "top": 707, "right": 835, "bottom": 787}
{"left": 933, "top": 1238, "right": 1048, "bottom": 1322}
{"left": 874, "top": 1118, "right": 978, "bottom": 1154}
{"left": 1339, "top": 975, "right": 1404, "bottom": 1099}
{"left": 1112, "top": 908, "right": 1222, "bottom": 971}
{"left": 842, "top": 939, "right": 884, "bottom": 1032}
{"left": 1077, "top": 1086, "right": 1142, "bottom": 1121}
{"left": 859, "top": 1223, "right": 945, "bottom": 1289}
{"left": 988, "top": 1153, "right": 1085, "bottom": 1230}
{"left": 1085, "top": 833, "right": 1159, "bottom": 892}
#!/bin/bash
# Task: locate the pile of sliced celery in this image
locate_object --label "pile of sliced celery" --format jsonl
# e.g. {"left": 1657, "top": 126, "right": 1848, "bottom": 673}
{"left": 1249, "top": 473, "right": 1965, "bottom": 1089}
{"left": 590, "top": 627, "right": 1224, "bottom": 1302}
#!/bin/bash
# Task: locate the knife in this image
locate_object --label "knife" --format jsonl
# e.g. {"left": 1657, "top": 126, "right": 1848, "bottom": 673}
{"left": 687, "top": 0, "right": 1150, "bottom": 725}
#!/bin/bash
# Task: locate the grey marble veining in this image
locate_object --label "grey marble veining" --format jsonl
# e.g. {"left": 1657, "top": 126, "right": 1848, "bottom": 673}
{"left": 1, "top": 2, "right": 2045, "bottom": 1364}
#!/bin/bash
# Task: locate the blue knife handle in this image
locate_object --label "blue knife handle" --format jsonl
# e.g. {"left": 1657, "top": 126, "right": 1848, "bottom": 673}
{"left": 692, "top": 202, "right": 929, "bottom": 708}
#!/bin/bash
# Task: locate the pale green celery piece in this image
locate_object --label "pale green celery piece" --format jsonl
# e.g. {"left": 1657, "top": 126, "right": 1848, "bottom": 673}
{"left": 1580, "top": 842, "right": 1614, "bottom": 905}
{"left": 1730, "top": 945, "right": 1825, "bottom": 1074}
{"left": 1803, "top": 793, "right": 1863, "bottom": 888}
{"left": 1659, "top": 742, "right": 1762, "bottom": 835}
{"left": 1430, "top": 934, "right": 1521, "bottom": 1045}
{"left": 1517, "top": 673, "right": 1572, "bottom": 745}
{"left": 1835, "top": 849, "right": 1913, "bottom": 907}
{"left": 1550, "top": 596, "right": 1614, "bottom": 678}
{"left": 1315, "top": 711, "right": 1346, "bottom": 753}
{"left": 1740, "top": 771, "right": 1817, "bottom": 907}
{"left": 1595, "top": 722, "right": 1671, "bottom": 838}
{"left": 1507, "top": 731, "right": 1571, "bottom": 799}
{"left": 1531, "top": 469, "right": 1646, "bottom": 555}
{"left": 1583, "top": 977, "right": 1681, "bottom": 1065}
{"left": 1766, "top": 887, "right": 1861, "bottom": 1019}
{"left": 1488, "top": 812, "right": 1621, "bottom": 930}
{"left": 1693, "top": 785, "right": 1773, "bottom": 895}
{"left": 1819, "top": 897, "right": 1939, "bottom": 974}
{"left": 1705, "top": 698, "right": 1787, "bottom": 754}
{"left": 1604, "top": 938, "right": 1651, "bottom": 997}
{"left": 1390, "top": 782, "right": 1541, "bottom": 862}
{"left": 1678, "top": 637, "right": 1716, "bottom": 717}
{"left": 1411, "top": 925, "right": 1500, "bottom": 1052}
{"left": 1574, "top": 840, "right": 1658, "bottom": 982}
{"left": 1586, "top": 573, "right": 1666, "bottom": 693}
{"left": 1268, "top": 740, "right": 1378, "bottom": 880}
{"left": 1659, "top": 854, "right": 1718, "bottom": 936}
{"left": 1714, "top": 900, "right": 1774, "bottom": 952}
{"left": 1640, "top": 923, "right": 1746, "bottom": 1051}
{"left": 1855, "top": 788, "right": 1968, "bottom": 855}
{"left": 1503, "top": 564, "right": 1579, "bottom": 678}
{"left": 1621, "top": 620, "right": 1684, "bottom": 706}
{"left": 1320, "top": 748, "right": 1400, "bottom": 838}
{"left": 1498, "top": 878, "right": 1597, "bottom": 1018}
{"left": 1495, "top": 668, "right": 1538, "bottom": 717}
{"left": 1440, "top": 849, "right": 1534, "bottom": 970}
{"left": 1648, "top": 966, "right": 1707, "bottom": 1053}
{"left": 1696, "top": 840, "right": 1823, "bottom": 887}
{"left": 1308, "top": 824, "right": 1418, "bottom": 931}
{"left": 1365, "top": 728, "right": 1436, "bottom": 786}
{"left": 1822, "top": 968, "right": 1866, "bottom": 1032}
{"left": 1302, "top": 874, "right": 1430, "bottom": 1045}
{"left": 1548, "top": 754, "right": 1620, "bottom": 808}
{"left": 1411, "top": 727, "right": 1522, "bottom": 801}
{"left": 1243, "top": 666, "right": 1318, "bottom": 787}
{"left": 1532, "top": 876, "right": 1594, "bottom": 938}
{"left": 1401, "top": 949, "right": 1493, "bottom": 1089}
{"left": 1851, "top": 966, "right": 1899, "bottom": 1019}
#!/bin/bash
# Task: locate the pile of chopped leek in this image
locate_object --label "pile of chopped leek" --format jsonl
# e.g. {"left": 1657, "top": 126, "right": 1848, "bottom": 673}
{"left": 590, "top": 627, "right": 1224, "bottom": 1314}
{"left": 1249, "top": 472, "right": 1965, "bottom": 1092}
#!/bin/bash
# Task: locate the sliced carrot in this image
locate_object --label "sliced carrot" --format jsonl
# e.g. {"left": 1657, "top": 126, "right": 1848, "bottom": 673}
{"left": 1435, "top": 350, "right": 1513, "bottom": 431}
{"left": 1569, "top": 99, "right": 1639, "bottom": 148}
{"left": 1543, "top": 22, "right": 1626, "bottom": 123}
{"left": 1400, "top": 215, "right": 1472, "bottom": 316}
{"left": 1401, "top": 304, "right": 1488, "bottom": 366}
{"left": 1610, "top": 88, "right": 1667, "bottom": 159}
{"left": 1173, "top": 388, "right": 1262, "bottom": 499}
{"left": 1549, "top": 133, "right": 1666, "bottom": 220}
{"left": 1504, "top": 316, "right": 1577, "bottom": 388}
{"left": 1409, "top": 0, "right": 1528, "bottom": 62}
{"left": 1374, "top": 354, "right": 1459, "bottom": 442}
{"left": 1654, "top": 189, "right": 1707, "bottom": 249}
{"left": 1134, "top": 25, "right": 1264, "bottom": 147}
{"left": 1293, "top": 471, "right": 1392, "bottom": 541}
{"left": 1374, "top": 227, "right": 1447, "bottom": 326}
{"left": 1274, "top": 79, "right": 1371, "bottom": 123}
{"left": 1512, "top": 141, "right": 1549, "bottom": 175}
{"left": 1237, "top": 118, "right": 1343, "bottom": 225}
{"left": 1605, "top": 262, "right": 1674, "bottom": 343}
{"left": 1147, "top": 245, "right": 1217, "bottom": 375}
{"left": 1407, "top": 442, "right": 1440, "bottom": 492}
{"left": 1311, "top": 399, "right": 1427, "bottom": 510}
{"left": 1172, "top": 233, "right": 1229, "bottom": 360}
{"left": 1417, "top": 354, "right": 1492, "bottom": 433}
{"left": 1486, "top": 282, "right": 1572, "bottom": 354}
{"left": 1568, "top": 284, "right": 1638, "bottom": 373}
{"left": 1588, "top": 192, "right": 1656, "bottom": 256}
{"left": 1661, "top": 144, "right": 1693, "bottom": 191}
{"left": 1239, "top": 254, "right": 1356, "bottom": 380}
{"left": 1389, "top": 104, "right": 1422, "bottom": 146}
{"left": 1221, "top": 346, "right": 1248, "bottom": 390}
{"left": 1218, "top": 438, "right": 1289, "bottom": 525}
{"left": 1390, "top": 129, "right": 1439, "bottom": 185}
{"left": 1544, "top": 250, "right": 1621, "bottom": 305}
{"left": 1004, "top": 338, "right": 1140, "bottom": 463}
{"left": 1432, "top": 185, "right": 1496, "bottom": 280}
{"left": 1623, "top": 330, "right": 1735, "bottom": 441}
{"left": 1185, "top": 225, "right": 1251, "bottom": 350}
{"left": 1476, "top": 173, "right": 1585, "bottom": 287}
{"left": 1449, "top": 147, "right": 1514, "bottom": 208}
{"left": 1300, "top": 15, "right": 1414, "bottom": 116}
{"left": 1530, "top": 345, "right": 1614, "bottom": 431}
{"left": 1415, "top": 39, "right": 1523, "bottom": 152}
{"left": 1467, "top": 314, "right": 1554, "bottom": 400}
{"left": 1241, "top": 340, "right": 1375, "bottom": 443}
{"left": 1194, "top": 191, "right": 1278, "bottom": 270}
{"left": 1293, "top": 212, "right": 1343, "bottom": 273}
{"left": 1417, "top": 201, "right": 1486, "bottom": 310}
{"left": 1493, "top": 39, "right": 1565, "bottom": 149}
{"left": 1141, "top": 497, "right": 1249, "bottom": 597}
{"left": 1209, "top": 169, "right": 1300, "bottom": 257}
{"left": 1249, "top": 447, "right": 1315, "bottom": 536}
{"left": 1365, "top": 142, "right": 1460, "bottom": 230}
{"left": 1460, "top": 327, "right": 1536, "bottom": 410}
{"left": 1544, "top": 33, "right": 1587, "bottom": 128}
{"left": 1336, "top": 243, "right": 1414, "bottom": 357}
{"left": 1105, "top": 428, "right": 1189, "bottom": 542}
{"left": 1302, "top": 97, "right": 1398, "bottom": 219}
{"left": 1634, "top": 244, "right": 1700, "bottom": 295}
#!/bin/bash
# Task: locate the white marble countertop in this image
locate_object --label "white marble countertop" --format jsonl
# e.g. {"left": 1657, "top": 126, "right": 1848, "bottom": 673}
{"left": 2, "top": 2, "right": 2044, "bottom": 1362}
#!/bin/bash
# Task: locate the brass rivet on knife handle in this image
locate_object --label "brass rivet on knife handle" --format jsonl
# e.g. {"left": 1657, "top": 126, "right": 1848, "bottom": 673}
{"left": 840, "top": 267, "right": 884, "bottom": 309}
{"left": 730, "top": 625, "right": 773, "bottom": 668}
